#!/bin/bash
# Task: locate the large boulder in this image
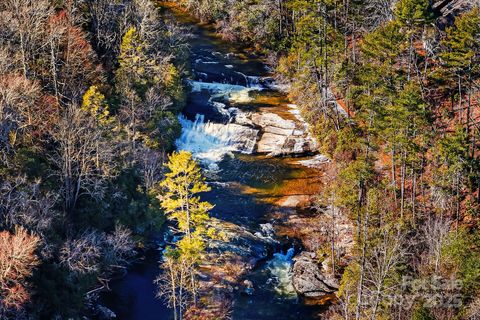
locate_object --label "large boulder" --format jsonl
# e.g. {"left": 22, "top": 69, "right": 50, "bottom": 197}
{"left": 248, "top": 112, "right": 317, "bottom": 156}
{"left": 251, "top": 113, "right": 296, "bottom": 130}
{"left": 200, "top": 218, "right": 275, "bottom": 275}
{"left": 256, "top": 132, "right": 287, "bottom": 153}
{"left": 292, "top": 252, "right": 338, "bottom": 298}
{"left": 433, "top": 0, "right": 480, "bottom": 28}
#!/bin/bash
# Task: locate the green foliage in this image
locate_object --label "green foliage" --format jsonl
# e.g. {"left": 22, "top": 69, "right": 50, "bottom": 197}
{"left": 337, "top": 158, "right": 376, "bottom": 212}
{"left": 441, "top": 8, "right": 480, "bottom": 71}
{"left": 81, "top": 85, "right": 113, "bottom": 126}
{"left": 361, "top": 21, "right": 405, "bottom": 62}
{"left": 411, "top": 305, "right": 434, "bottom": 320}
{"left": 113, "top": 169, "right": 166, "bottom": 236}
{"left": 177, "top": 233, "right": 205, "bottom": 262}
{"left": 437, "top": 127, "right": 470, "bottom": 167}
{"left": 117, "top": 27, "right": 149, "bottom": 93}
{"left": 443, "top": 229, "right": 480, "bottom": 296}
{"left": 395, "top": 0, "right": 433, "bottom": 25}
{"left": 33, "top": 263, "right": 97, "bottom": 318}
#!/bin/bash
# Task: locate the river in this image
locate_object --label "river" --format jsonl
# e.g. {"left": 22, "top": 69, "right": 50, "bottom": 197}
{"left": 101, "top": 4, "right": 326, "bottom": 319}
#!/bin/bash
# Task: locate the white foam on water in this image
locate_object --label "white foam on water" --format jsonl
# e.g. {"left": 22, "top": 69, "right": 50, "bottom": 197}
{"left": 267, "top": 247, "right": 297, "bottom": 297}
{"left": 176, "top": 114, "right": 259, "bottom": 170}
{"left": 190, "top": 80, "right": 246, "bottom": 93}
{"left": 189, "top": 80, "right": 256, "bottom": 104}
{"left": 211, "top": 101, "right": 231, "bottom": 118}
{"left": 234, "top": 71, "right": 263, "bottom": 89}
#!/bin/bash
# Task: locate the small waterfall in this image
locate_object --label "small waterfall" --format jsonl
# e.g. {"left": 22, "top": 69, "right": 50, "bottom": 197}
{"left": 267, "top": 247, "right": 297, "bottom": 298}
{"left": 247, "top": 76, "right": 261, "bottom": 88}
{"left": 234, "top": 71, "right": 262, "bottom": 89}
{"left": 176, "top": 114, "right": 258, "bottom": 168}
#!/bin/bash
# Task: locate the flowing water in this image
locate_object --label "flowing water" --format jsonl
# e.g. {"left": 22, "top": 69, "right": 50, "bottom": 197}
{"left": 101, "top": 4, "right": 325, "bottom": 319}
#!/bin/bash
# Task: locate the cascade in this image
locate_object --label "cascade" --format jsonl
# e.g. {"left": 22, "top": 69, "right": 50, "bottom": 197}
{"left": 176, "top": 114, "right": 259, "bottom": 168}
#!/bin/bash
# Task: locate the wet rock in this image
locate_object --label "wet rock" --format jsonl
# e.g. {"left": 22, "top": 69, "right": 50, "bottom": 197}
{"left": 256, "top": 130, "right": 317, "bottom": 156}
{"left": 207, "top": 219, "right": 272, "bottom": 261}
{"left": 292, "top": 252, "right": 337, "bottom": 298}
{"left": 232, "top": 110, "right": 255, "bottom": 127}
{"left": 243, "top": 279, "right": 254, "bottom": 295}
{"left": 264, "top": 125, "right": 294, "bottom": 136}
{"left": 296, "top": 154, "right": 331, "bottom": 168}
{"left": 95, "top": 305, "right": 116, "bottom": 319}
{"left": 228, "top": 107, "right": 318, "bottom": 156}
{"left": 249, "top": 112, "right": 317, "bottom": 155}
{"left": 277, "top": 195, "right": 311, "bottom": 208}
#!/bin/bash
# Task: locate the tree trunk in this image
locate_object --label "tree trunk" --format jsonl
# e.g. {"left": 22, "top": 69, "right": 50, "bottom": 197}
{"left": 400, "top": 150, "right": 406, "bottom": 219}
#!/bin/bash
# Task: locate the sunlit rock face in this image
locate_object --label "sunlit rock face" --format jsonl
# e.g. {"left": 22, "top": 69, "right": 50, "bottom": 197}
{"left": 292, "top": 252, "right": 338, "bottom": 298}
{"left": 252, "top": 112, "right": 317, "bottom": 156}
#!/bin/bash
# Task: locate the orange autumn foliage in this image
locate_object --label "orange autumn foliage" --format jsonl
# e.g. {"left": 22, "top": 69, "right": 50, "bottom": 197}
{"left": 0, "top": 227, "right": 40, "bottom": 311}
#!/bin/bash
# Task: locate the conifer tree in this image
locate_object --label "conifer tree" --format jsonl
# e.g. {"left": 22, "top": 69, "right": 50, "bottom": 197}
{"left": 159, "top": 151, "right": 213, "bottom": 240}
{"left": 159, "top": 151, "right": 213, "bottom": 305}
{"left": 394, "top": 0, "right": 433, "bottom": 25}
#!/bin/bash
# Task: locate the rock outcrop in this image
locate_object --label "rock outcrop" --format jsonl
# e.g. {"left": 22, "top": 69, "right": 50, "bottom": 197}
{"left": 197, "top": 218, "right": 275, "bottom": 297}
{"left": 433, "top": 0, "right": 480, "bottom": 28}
{"left": 229, "top": 110, "right": 317, "bottom": 156}
{"left": 292, "top": 252, "right": 338, "bottom": 298}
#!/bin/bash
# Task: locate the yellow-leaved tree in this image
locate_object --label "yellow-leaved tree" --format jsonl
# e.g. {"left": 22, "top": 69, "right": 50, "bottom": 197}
{"left": 158, "top": 151, "right": 213, "bottom": 306}
{"left": 81, "top": 85, "right": 113, "bottom": 126}
{"left": 159, "top": 150, "right": 213, "bottom": 242}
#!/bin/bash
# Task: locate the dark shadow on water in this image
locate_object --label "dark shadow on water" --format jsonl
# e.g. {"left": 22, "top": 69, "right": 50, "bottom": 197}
{"left": 100, "top": 251, "right": 173, "bottom": 320}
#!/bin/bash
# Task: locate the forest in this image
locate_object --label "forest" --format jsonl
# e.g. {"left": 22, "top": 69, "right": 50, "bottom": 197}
{"left": 0, "top": 0, "right": 479, "bottom": 319}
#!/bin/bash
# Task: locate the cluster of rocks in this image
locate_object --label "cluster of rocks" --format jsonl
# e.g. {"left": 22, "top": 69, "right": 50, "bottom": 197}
{"left": 274, "top": 205, "right": 355, "bottom": 302}
{"left": 196, "top": 218, "right": 275, "bottom": 299}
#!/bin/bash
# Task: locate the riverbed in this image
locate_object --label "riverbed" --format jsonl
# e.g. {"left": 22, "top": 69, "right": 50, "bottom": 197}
{"left": 101, "top": 4, "right": 326, "bottom": 319}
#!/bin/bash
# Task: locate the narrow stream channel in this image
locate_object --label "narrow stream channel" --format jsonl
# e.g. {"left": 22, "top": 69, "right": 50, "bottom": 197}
{"left": 101, "top": 4, "right": 325, "bottom": 319}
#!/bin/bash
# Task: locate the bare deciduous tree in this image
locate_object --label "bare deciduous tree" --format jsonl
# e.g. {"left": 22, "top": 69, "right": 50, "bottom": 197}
{"left": 82, "top": 0, "right": 130, "bottom": 59}
{"left": 137, "top": 146, "right": 165, "bottom": 190}
{"left": 46, "top": 7, "right": 103, "bottom": 103}
{"left": 363, "top": 228, "right": 408, "bottom": 319}
{"left": 0, "top": 0, "right": 52, "bottom": 78}
{"left": 61, "top": 226, "right": 135, "bottom": 276}
{"left": 0, "top": 176, "right": 57, "bottom": 234}
{"left": 50, "top": 105, "right": 116, "bottom": 215}
{"left": 421, "top": 216, "right": 451, "bottom": 273}
{"left": 466, "top": 296, "right": 480, "bottom": 320}
{"left": 156, "top": 253, "right": 192, "bottom": 320}
{"left": 60, "top": 230, "right": 102, "bottom": 274}
{"left": 0, "top": 75, "right": 40, "bottom": 164}
{"left": 104, "top": 224, "right": 136, "bottom": 268}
